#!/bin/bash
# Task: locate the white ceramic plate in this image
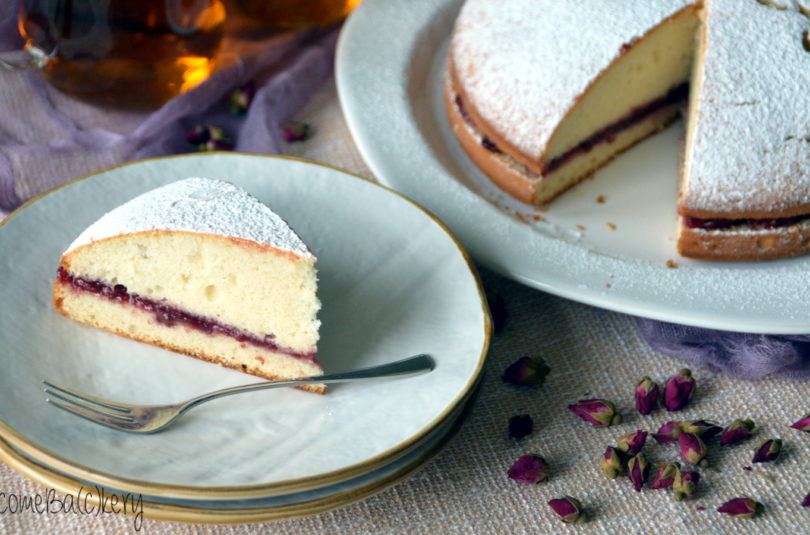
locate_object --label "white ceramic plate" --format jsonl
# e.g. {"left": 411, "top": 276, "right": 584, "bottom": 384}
{"left": 336, "top": 0, "right": 810, "bottom": 334}
{"left": 0, "top": 153, "right": 489, "bottom": 499}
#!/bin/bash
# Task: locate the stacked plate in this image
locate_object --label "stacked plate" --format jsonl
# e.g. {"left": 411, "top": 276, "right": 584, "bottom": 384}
{"left": 0, "top": 154, "right": 490, "bottom": 522}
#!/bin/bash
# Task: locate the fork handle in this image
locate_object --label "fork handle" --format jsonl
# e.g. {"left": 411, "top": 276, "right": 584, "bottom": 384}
{"left": 179, "top": 354, "right": 435, "bottom": 413}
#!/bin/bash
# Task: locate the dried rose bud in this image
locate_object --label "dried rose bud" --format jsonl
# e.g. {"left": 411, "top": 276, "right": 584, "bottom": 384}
{"left": 682, "top": 420, "right": 722, "bottom": 440}
{"left": 627, "top": 453, "right": 650, "bottom": 492}
{"left": 673, "top": 470, "right": 700, "bottom": 501}
{"left": 568, "top": 399, "right": 622, "bottom": 427}
{"left": 547, "top": 496, "right": 586, "bottom": 524}
{"left": 186, "top": 124, "right": 234, "bottom": 151}
{"left": 635, "top": 377, "right": 659, "bottom": 415}
{"left": 485, "top": 288, "right": 507, "bottom": 334}
{"left": 281, "top": 121, "right": 311, "bottom": 143}
{"left": 717, "top": 497, "right": 763, "bottom": 518}
{"left": 653, "top": 421, "right": 683, "bottom": 443}
{"left": 600, "top": 446, "right": 625, "bottom": 479}
{"left": 752, "top": 438, "right": 782, "bottom": 463}
{"left": 679, "top": 432, "right": 709, "bottom": 467}
{"left": 617, "top": 430, "right": 648, "bottom": 455}
{"left": 802, "top": 493, "right": 810, "bottom": 507}
{"left": 651, "top": 463, "right": 680, "bottom": 490}
{"left": 502, "top": 357, "right": 550, "bottom": 386}
{"left": 663, "top": 369, "right": 695, "bottom": 411}
{"left": 228, "top": 81, "right": 255, "bottom": 115}
{"left": 507, "top": 454, "right": 549, "bottom": 484}
{"left": 720, "top": 419, "right": 755, "bottom": 446}
{"left": 790, "top": 414, "right": 810, "bottom": 433}
{"left": 508, "top": 415, "right": 533, "bottom": 439}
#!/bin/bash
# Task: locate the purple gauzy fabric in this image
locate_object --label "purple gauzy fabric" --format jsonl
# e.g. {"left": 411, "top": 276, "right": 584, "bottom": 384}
{"left": 0, "top": 0, "right": 338, "bottom": 213}
{"left": 637, "top": 319, "right": 810, "bottom": 380}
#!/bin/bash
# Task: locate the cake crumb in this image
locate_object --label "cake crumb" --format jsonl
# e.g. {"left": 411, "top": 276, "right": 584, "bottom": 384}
{"left": 605, "top": 283, "right": 612, "bottom": 289}
{"left": 596, "top": 195, "right": 606, "bottom": 204}
{"left": 576, "top": 224, "right": 586, "bottom": 231}
{"left": 606, "top": 222, "right": 617, "bottom": 230}
{"left": 534, "top": 205, "right": 547, "bottom": 213}
{"left": 532, "top": 214, "right": 544, "bottom": 222}
{"left": 515, "top": 212, "right": 528, "bottom": 223}
{"left": 666, "top": 260, "right": 678, "bottom": 269}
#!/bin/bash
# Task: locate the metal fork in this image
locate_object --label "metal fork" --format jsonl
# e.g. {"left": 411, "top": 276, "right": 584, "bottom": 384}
{"left": 43, "top": 354, "right": 435, "bottom": 434}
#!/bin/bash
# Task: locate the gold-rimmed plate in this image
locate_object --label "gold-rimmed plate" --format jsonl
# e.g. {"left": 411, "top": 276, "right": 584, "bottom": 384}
{"left": 0, "top": 153, "right": 490, "bottom": 500}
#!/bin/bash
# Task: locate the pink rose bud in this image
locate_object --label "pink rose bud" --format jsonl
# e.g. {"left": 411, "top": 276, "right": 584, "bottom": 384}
{"left": 627, "top": 453, "right": 649, "bottom": 492}
{"left": 653, "top": 421, "right": 683, "bottom": 443}
{"left": 281, "top": 121, "right": 311, "bottom": 143}
{"left": 717, "top": 497, "right": 763, "bottom": 518}
{"left": 663, "top": 369, "right": 695, "bottom": 411}
{"left": 600, "top": 446, "right": 625, "bottom": 479}
{"left": 617, "top": 430, "right": 648, "bottom": 455}
{"left": 228, "top": 81, "right": 255, "bottom": 115}
{"left": 802, "top": 493, "right": 810, "bottom": 507}
{"left": 673, "top": 470, "right": 700, "bottom": 501}
{"left": 679, "top": 432, "right": 709, "bottom": 467}
{"left": 682, "top": 420, "right": 722, "bottom": 440}
{"left": 752, "top": 438, "right": 782, "bottom": 463}
{"left": 790, "top": 414, "right": 810, "bottom": 433}
{"left": 720, "top": 419, "right": 755, "bottom": 446}
{"left": 508, "top": 415, "right": 534, "bottom": 440}
{"left": 635, "top": 377, "right": 659, "bottom": 415}
{"left": 502, "top": 357, "right": 550, "bottom": 386}
{"left": 547, "top": 496, "right": 586, "bottom": 524}
{"left": 567, "top": 399, "right": 622, "bottom": 427}
{"left": 507, "top": 454, "right": 549, "bottom": 484}
{"left": 651, "top": 463, "right": 680, "bottom": 490}
{"left": 186, "top": 124, "right": 234, "bottom": 152}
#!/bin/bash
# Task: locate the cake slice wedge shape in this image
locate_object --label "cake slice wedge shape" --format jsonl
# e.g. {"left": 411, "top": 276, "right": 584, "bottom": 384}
{"left": 53, "top": 177, "right": 324, "bottom": 393}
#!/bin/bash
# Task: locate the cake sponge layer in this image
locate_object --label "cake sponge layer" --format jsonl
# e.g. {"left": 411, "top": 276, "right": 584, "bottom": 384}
{"left": 53, "top": 284, "right": 325, "bottom": 393}
{"left": 60, "top": 230, "right": 320, "bottom": 353}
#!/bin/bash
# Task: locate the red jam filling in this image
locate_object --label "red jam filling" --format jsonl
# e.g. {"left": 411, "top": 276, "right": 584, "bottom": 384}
{"left": 683, "top": 215, "right": 805, "bottom": 231}
{"left": 57, "top": 267, "right": 317, "bottom": 364}
{"left": 455, "top": 83, "right": 689, "bottom": 175}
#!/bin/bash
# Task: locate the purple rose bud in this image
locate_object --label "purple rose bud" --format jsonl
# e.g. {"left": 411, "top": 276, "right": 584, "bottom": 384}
{"left": 752, "top": 438, "right": 782, "bottom": 463}
{"left": 682, "top": 420, "right": 722, "bottom": 440}
{"left": 568, "top": 399, "right": 622, "bottom": 427}
{"left": 627, "top": 453, "right": 649, "bottom": 492}
{"left": 651, "top": 463, "right": 680, "bottom": 490}
{"left": 790, "top": 414, "right": 810, "bottom": 433}
{"left": 673, "top": 470, "right": 700, "bottom": 501}
{"left": 617, "top": 430, "right": 648, "bottom": 455}
{"left": 186, "top": 124, "right": 210, "bottom": 145}
{"left": 228, "top": 81, "right": 255, "bottom": 115}
{"left": 802, "top": 493, "right": 810, "bottom": 507}
{"left": 502, "top": 357, "right": 550, "bottom": 386}
{"left": 187, "top": 124, "right": 234, "bottom": 152}
{"left": 653, "top": 421, "right": 683, "bottom": 443}
{"left": 720, "top": 419, "right": 755, "bottom": 447}
{"left": 507, "top": 454, "right": 549, "bottom": 484}
{"left": 281, "top": 121, "right": 311, "bottom": 143}
{"left": 508, "top": 415, "right": 534, "bottom": 439}
{"left": 547, "top": 496, "right": 586, "bottom": 524}
{"left": 717, "top": 497, "right": 763, "bottom": 518}
{"left": 635, "top": 377, "right": 659, "bottom": 415}
{"left": 663, "top": 369, "right": 695, "bottom": 411}
{"left": 600, "top": 446, "right": 625, "bottom": 479}
{"left": 198, "top": 138, "right": 235, "bottom": 152}
{"left": 679, "top": 432, "right": 709, "bottom": 467}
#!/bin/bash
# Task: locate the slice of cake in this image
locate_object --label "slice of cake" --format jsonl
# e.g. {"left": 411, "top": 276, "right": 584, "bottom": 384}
{"left": 52, "top": 177, "right": 324, "bottom": 393}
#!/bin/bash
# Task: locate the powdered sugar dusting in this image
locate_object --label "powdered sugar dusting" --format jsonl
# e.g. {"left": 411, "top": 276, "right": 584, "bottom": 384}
{"left": 451, "top": 0, "right": 693, "bottom": 162}
{"left": 65, "top": 177, "right": 314, "bottom": 258}
{"left": 683, "top": 0, "right": 810, "bottom": 216}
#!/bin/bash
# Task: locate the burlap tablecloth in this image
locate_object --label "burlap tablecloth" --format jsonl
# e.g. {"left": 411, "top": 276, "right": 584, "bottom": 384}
{"left": 1, "top": 80, "right": 808, "bottom": 535}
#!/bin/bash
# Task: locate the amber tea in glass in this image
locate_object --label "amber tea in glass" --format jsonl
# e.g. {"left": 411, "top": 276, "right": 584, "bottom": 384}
{"left": 18, "top": 0, "right": 226, "bottom": 110}
{"left": 226, "top": 0, "right": 362, "bottom": 32}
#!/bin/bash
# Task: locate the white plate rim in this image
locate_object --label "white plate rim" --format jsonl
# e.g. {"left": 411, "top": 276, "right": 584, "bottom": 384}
{"left": 336, "top": 0, "right": 810, "bottom": 335}
{"left": 0, "top": 152, "right": 492, "bottom": 499}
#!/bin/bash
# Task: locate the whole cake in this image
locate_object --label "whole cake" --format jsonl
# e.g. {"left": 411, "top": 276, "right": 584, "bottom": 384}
{"left": 446, "top": 0, "right": 810, "bottom": 261}
{"left": 53, "top": 178, "right": 324, "bottom": 393}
